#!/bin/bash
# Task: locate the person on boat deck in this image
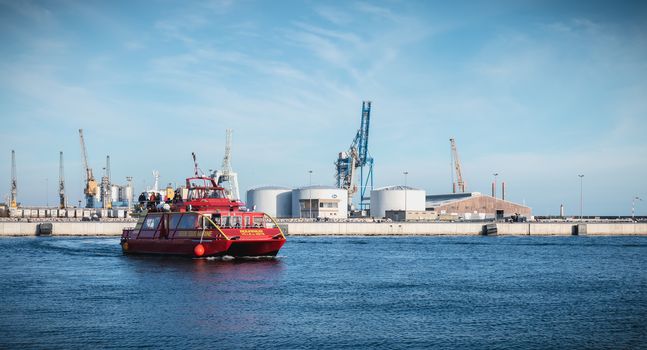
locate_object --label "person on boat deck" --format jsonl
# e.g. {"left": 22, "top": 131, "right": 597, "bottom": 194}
{"left": 148, "top": 193, "right": 156, "bottom": 209}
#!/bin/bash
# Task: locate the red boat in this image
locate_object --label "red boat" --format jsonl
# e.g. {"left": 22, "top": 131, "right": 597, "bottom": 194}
{"left": 120, "top": 176, "right": 286, "bottom": 258}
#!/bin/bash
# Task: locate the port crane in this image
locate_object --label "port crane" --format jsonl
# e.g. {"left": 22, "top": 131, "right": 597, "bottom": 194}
{"left": 79, "top": 129, "right": 98, "bottom": 208}
{"left": 215, "top": 129, "right": 240, "bottom": 201}
{"left": 10, "top": 150, "right": 17, "bottom": 208}
{"left": 101, "top": 155, "right": 112, "bottom": 209}
{"left": 335, "top": 101, "right": 374, "bottom": 211}
{"left": 59, "top": 151, "right": 66, "bottom": 208}
{"left": 450, "top": 138, "right": 466, "bottom": 193}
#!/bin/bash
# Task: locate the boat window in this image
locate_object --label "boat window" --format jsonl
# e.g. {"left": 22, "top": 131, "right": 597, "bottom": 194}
{"left": 169, "top": 214, "right": 182, "bottom": 230}
{"left": 208, "top": 190, "right": 225, "bottom": 198}
{"left": 177, "top": 213, "right": 198, "bottom": 230}
{"left": 231, "top": 216, "right": 242, "bottom": 228}
{"left": 133, "top": 216, "right": 146, "bottom": 231}
{"left": 219, "top": 215, "right": 227, "bottom": 228}
{"left": 253, "top": 217, "right": 263, "bottom": 227}
{"left": 143, "top": 215, "right": 161, "bottom": 230}
{"left": 244, "top": 216, "right": 251, "bottom": 228}
{"left": 188, "top": 189, "right": 205, "bottom": 200}
{"left": 204, "top": 215, "right": 218, "bottom": 229}
{"left": 209, "top": 214, "right": 222, "bottom": 227}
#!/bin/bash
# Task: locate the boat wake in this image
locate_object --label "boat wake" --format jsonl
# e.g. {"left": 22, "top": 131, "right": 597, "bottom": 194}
{"left": 204, "top": 255, "right": 284, "bottom": 261}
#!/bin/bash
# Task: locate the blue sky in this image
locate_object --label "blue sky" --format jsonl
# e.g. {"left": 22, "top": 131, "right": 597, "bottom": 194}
{"left": 1, "top": 0, "right": 646, "bottom": 215}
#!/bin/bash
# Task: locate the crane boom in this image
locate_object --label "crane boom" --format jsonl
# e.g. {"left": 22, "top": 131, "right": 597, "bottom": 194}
{"left": 79, "top": 129, "right": 93, "bottom": 182}
{"left": 106, "top": 155, "right": 111, "bottom": 184}
{"left": 335, "top": 101, "right": 374, "bottom": 211}
{"left": 79, "top": 129, "right": 98, "bottom": 207}
{"left": 450, "top": 138, "right": 465, "bottom": 193}
{"left": 217, "top": 129, "right": 240, "bottom": 200}
{"left": 356, "top": 101, "right": 371, "bottom": 166}
{"left": 10, "top": 150, "right": 17, "bottom": 208}
{"left": 101, "top": 155, "right": 112, "bottom": 209}
{"left": 59, "top": 151, "right": 66, "bottom": 208}
{"left": 221, "top": 129, "right": 232, "bottom": 173}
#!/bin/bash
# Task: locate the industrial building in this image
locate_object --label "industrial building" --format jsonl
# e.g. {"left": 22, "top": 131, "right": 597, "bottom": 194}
{"left": 370, "top": 186, "right": 426, "bottom": 218}
{"left": 426, "top": 192, "right": 531, "bottom": 220}
{"left": 292, "top": 186, "right": 348, "bottom": 219}
{"left": 246, "top": 186, "right": 292, "bottom": 218}
{"left": 245, "top": 186, "right": 348, "bottom": 219}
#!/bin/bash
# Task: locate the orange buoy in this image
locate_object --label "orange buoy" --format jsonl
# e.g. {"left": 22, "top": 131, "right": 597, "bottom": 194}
{"left": 194, "top": 244, "right": 205, "bottom": 257}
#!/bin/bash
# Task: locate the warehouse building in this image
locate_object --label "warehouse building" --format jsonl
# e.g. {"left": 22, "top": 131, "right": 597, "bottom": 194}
{"left": 426, "top": 192, "right": 531, "bottom": 220}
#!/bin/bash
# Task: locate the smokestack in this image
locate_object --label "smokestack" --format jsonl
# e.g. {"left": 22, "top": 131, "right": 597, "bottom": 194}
{"left": 452, "top": 183, "right": 456, "bottom": 194}
{"left": 492, "top": 182, "right": 496, "bottom": 198}
{"left": 502, "top": 182, "right": 505, "bottom": 201}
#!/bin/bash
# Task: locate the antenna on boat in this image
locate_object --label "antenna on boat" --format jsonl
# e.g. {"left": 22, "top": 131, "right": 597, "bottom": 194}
{"left": 192, "top": 152, "right": 201, "bottom": 176}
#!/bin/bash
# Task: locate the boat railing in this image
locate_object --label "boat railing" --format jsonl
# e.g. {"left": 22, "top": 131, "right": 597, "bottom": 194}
{"left": 196, "top": 213, "right": 230, "bottom": 240}
{"left": 264, "top": 213, "right": 286, "bottom": 239}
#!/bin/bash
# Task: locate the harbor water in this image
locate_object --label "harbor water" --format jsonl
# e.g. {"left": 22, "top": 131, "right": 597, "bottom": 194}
{"left": 1, "top": 236, "right": 646, "bottom": 349}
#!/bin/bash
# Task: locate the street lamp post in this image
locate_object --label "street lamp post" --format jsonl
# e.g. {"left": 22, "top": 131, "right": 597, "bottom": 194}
{"left": 577, "top": 174, "right": 584, "bottom": 221}
{"left": 308, "top": 170, "right": 313, "bottom": 219}
{"left": 403, "top": 171, "right": 409, "bottom": 217}
{"left": 632, "top": 196, "right": 643, "bottom": 220}
{"left": 45, "top": 178, "right": 49, "bottom": 208}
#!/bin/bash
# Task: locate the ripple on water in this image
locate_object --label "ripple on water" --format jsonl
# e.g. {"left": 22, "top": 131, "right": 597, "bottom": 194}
{"left": 0, "top": 235, "right": 646, "bottom": 349}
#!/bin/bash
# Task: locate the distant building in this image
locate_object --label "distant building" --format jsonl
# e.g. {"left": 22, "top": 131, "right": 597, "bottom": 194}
{"left": 291, "top": 186, "right": 348, "bottom": 219}
{"left": 426, "top": 192, "right": 531, "bottom": 220}
{"left": 246, "top": 186, "right": 292, "bottom": 218}
{"left": 370, "top": 186, "right": 426, "bottom": 218}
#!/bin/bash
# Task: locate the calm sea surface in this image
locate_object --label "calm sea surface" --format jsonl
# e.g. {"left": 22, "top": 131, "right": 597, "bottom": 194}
{"left": 1, "top": 235, "right": 646, "bottom": 349}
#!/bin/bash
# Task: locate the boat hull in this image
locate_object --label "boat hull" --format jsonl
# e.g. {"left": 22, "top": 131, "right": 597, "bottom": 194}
{"left": 121, "top": 232, "right": 285, "bottom": 258}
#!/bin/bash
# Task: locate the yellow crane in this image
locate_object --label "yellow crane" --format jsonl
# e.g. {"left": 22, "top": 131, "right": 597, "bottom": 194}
{"left": 450, "top": 138, "right": 466, "bottom": 193}
{"left": 79, "top": 129, "right": 98, "bottom": 208}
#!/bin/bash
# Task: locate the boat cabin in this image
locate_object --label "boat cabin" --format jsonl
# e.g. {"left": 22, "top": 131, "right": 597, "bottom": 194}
{"left": 132, "top": 210, "right": 279, "bottom": 240}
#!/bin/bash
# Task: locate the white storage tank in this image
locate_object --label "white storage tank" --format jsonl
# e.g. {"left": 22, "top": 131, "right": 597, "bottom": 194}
{"left": 246, "top": 186, "right": 292, "bottom": 218}
{"left": 119, "top": 185, "right": 133, "bottom": 203}
{"left": 370, "top": 186, "right": 426, "bottom": 218}
{"left": 291, "top": 186, "right": 348, "bottom": 218}
{"left": 111, "top": 185, "right": 120, "bottom": 203}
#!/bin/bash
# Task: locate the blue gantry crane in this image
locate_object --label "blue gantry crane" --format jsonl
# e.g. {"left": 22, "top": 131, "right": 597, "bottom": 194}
{"left": 335, "top": 101, "right": 374, "bottom": 212}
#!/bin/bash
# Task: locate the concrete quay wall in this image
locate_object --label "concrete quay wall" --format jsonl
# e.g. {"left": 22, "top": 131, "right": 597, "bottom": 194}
{"left": 0, "top": 222, "right": 135, "bottom": 236}
{"left": 495, "top": 223, "right": 578, "bottom": 235}
{"left": 1, "top": 221, "right": 646, "bottom": 237}
{"left": 580, "top": 223, "right": 647, "bottom": 235}
{"left": 281, "top": 222, "right": 485, "bottom": 236}
{"left": 281, "top": 222, "right": 647, "bottom": 236}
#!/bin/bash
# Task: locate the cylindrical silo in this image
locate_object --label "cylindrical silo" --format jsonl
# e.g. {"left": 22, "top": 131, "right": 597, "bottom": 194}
{"left": 110, "top": 185, "right": 120, "bottom": 203}
{"left": 370, "top": 186, "right": 426, "bottom": 218}
{"left": 291, "top": 186, "right": 348, "bottom": 218}
{"left": 246, "top": 186, "right": 292, "bottom": 218}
